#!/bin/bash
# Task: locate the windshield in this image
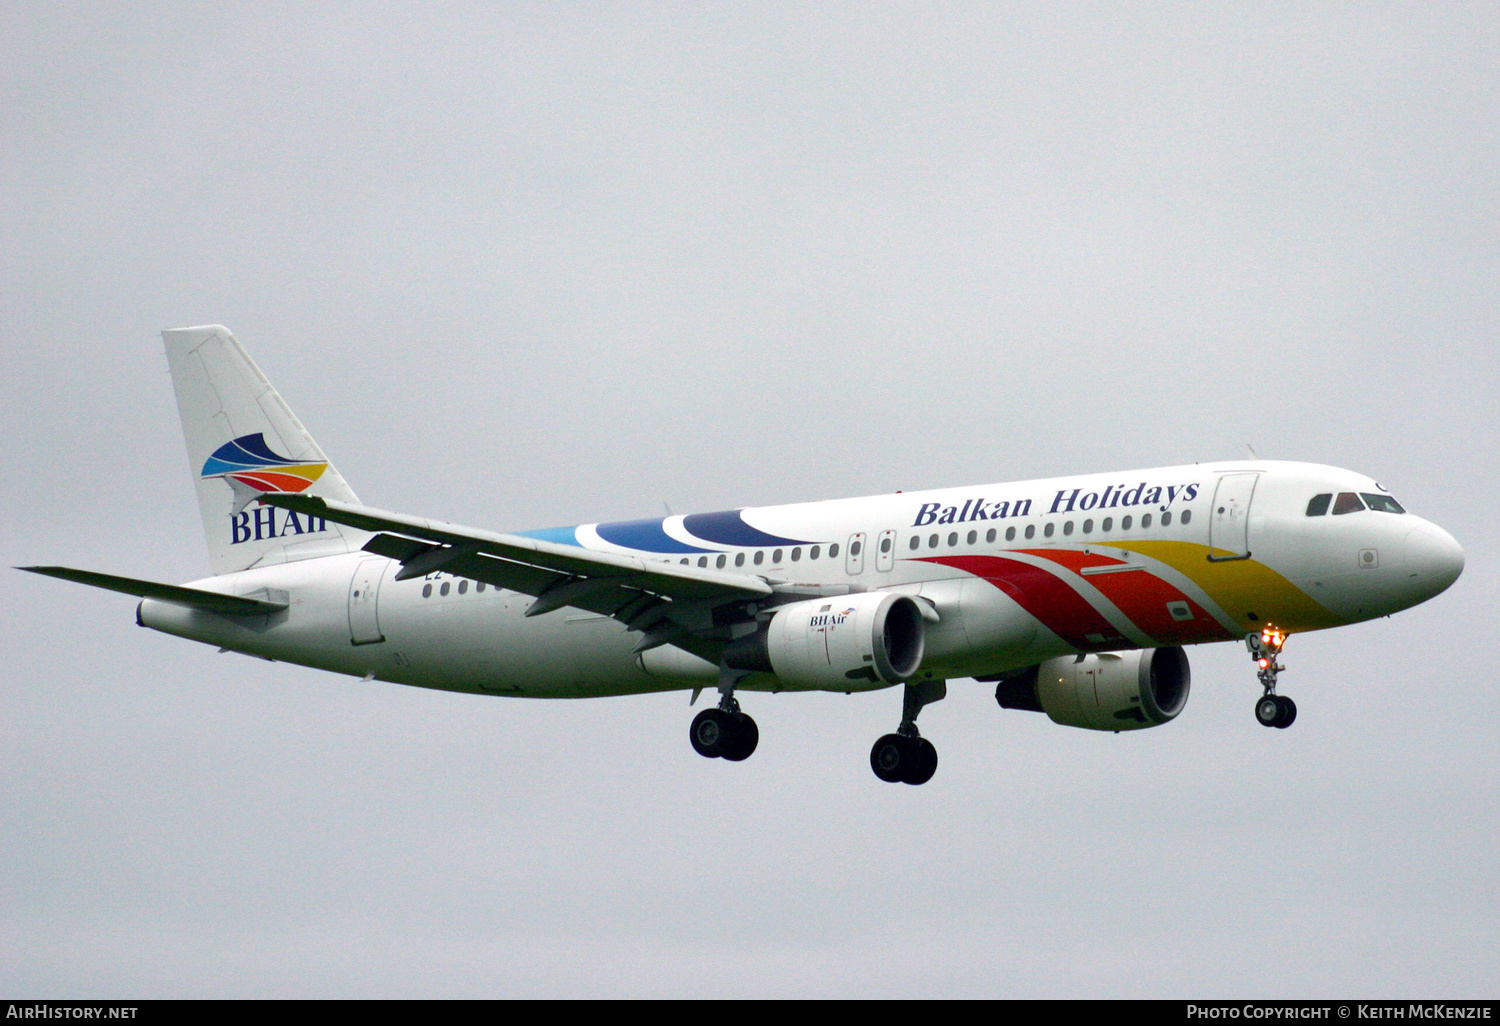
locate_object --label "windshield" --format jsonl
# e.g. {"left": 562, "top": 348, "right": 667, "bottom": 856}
{"left": 1360, "top": 493, "right": 1406, "bottom": 514}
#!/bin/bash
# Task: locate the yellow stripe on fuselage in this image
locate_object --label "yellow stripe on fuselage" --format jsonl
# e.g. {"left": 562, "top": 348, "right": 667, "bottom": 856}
{"left": 1109, "top": 540, "right": 1345, "bottom": 634}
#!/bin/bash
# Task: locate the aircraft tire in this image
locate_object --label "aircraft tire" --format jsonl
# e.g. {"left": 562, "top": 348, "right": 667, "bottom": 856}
{"left": 1275, "top": 695, "right": 1297, "bottom": 729}
{"left": 1255, "top": 695, "right": 1282, "bottom": 728}
{"left": 721, "top": 713, "right": 759, "bottom": 762}
{"left": 870, "top": 734, "right": 909, "bottom": 783}
{"left": 690, "top": 708, "right": 734, "bottom": 758}
{"left": 901, "top": 738, "right": 938, "bottom": 786}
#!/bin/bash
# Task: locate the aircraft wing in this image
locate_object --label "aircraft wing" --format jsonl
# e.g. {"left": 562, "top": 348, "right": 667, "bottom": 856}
{"left": 260, "top": 494, "right": 774, "bottom": 658}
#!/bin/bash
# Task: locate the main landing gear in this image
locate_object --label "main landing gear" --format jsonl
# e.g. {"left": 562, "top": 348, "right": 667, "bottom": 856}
{"left": 1247, "top": 627, "right": 1297, "bottom": 729}
{"left": 690, "top": 704, "right": 759, "bottom": 761}
{"left": 690, "top": 669, "right": 759, "bottom": 762}
{"left": 870, "top": 680, "right": 946, "bottom": 785}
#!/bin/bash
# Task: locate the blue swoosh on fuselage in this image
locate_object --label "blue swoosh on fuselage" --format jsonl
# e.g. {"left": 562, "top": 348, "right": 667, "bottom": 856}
{"left": 682, "top": 510, "right": 814, "bottom": 548}
{"left": 513, "top": 525, "right": 584, "bottom": 546}
{"left": 594, "top": 518, "right": 712, "bottom": 553}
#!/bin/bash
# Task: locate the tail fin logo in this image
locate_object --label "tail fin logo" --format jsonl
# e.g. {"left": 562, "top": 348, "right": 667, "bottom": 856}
{"left": 201, "top": 433, "right": 327, "bottom": 512}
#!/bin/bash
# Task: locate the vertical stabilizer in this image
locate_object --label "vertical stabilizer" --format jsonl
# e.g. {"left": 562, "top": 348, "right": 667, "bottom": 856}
{"left": 163, "top": 325, "right": 365, "bottom": 574}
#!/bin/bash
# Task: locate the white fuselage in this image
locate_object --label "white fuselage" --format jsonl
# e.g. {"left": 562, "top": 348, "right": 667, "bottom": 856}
{"left": 139, "top": 460, "right": 1463, "bottom": 698}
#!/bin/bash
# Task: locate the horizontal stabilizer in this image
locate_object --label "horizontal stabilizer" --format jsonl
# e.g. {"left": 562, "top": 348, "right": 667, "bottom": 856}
{"left": 18, "top": 566, "right": 288, "bottom": 616}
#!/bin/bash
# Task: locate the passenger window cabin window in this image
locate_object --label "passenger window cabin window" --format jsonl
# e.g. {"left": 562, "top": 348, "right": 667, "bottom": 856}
{"left": 1025, "top": 525, "right": 1035, "bottom": 540}
{"left": 880, "top": 537, "right": 892, "bottom": 553}
{"left": 909, "top": 536, "right": 920, "bottom": 551}
{"left": 1181, "top": 510, "right": 1192, "bottom": 525}
{"left": 791, "top": 548, "right": 801, "bottom": 562}
{"left": 773, "top": 549, "right": 783, "bottom": 562}
{"left": 1361, "top": 493, "right": 1406, "bottom": 514}
{"left": 422, "top": 584, "right": 432, "bottom": 598}
{"left": 754, "top": 551, "right": 764, "bottom": 565}
{"left": 1122, "top": 515, "right": 1133, "bottom": 530}
{"left": 947, "top": 532, "right": 958, "bottom": 547}
{"left": 1082, "top": 519, "right": 1093, "bottom": 533}
{"left": 735, "top": 553, "right": 745, "bottom": 567}
{"left": 966, "top": 530, "right": 977, "bottom": 545}
{"left": 1142, "top": 514, "right": 1152, "bottom": 528}
{"left": 849, "top": 541, "right": 861, "bottom": 556}
{"left": 458, "top": 580, "right": 468, "bottom": 594}
{"left": 1161, "top": 512, "right": 1172, "bottom": 526}
{"left": 716, "top": 554, "right": 727, "bottom": 568}
{"left": 1044, "top": 523, "right": 1055, "bottom": 538}
{"left": 698, "top": 556, "right": 708, "bottom": 567}
{"left": 440, "top": 581, "right": 450, "bottom": 596}
{"left": 811, "top": 546, "right": 820, "bottom": 559}
{"left": 986, "top": 528, "right": 996, "bottom": 543}
{"left": 477, "top": 582, "right": 486, "bottom": 593}
{"left": 1062, "top": 521, "right": 1073, "bottom": 536}
{"left": 681, "top": 558, "right": 689, "bottom": 565}
{"left": 1102, "top": 517, "right": 1112, "bottom": 531}
{"left": 929, "top": 534, "right": 939, "bottom": 548}
{"left": 1332, "top": 492, "right": 1365, "bottom": 515}
{"left": 1006, "top": 526, "right": 1016, "bottom": 542}
{"left": 1306, "top": 494, "right": 1333, "bottom": 517}
{"left": 829, "top": 543, "right": 839, "bottom": 558}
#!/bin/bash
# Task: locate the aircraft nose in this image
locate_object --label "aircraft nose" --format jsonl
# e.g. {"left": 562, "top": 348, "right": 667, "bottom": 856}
{"left": 1403, "top": 520, "right": 1465, "bottom": 602}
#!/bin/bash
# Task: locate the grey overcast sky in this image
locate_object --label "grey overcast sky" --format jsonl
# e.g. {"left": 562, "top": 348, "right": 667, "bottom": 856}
{"left": 3, "top": 3, "right": 1497, "bottom": 998}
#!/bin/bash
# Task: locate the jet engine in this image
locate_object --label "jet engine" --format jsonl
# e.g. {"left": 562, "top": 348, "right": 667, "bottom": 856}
{"left": 723, "top": 591, "right": 926, "bottom": 692}
{"left": 994, "top": 646, "right": 1190, "bottom": 731}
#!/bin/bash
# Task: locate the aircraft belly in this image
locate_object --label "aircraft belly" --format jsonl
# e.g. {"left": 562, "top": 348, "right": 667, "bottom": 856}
{"left": 917, "top": 577, "right": 1045, "bottom": 678}
{"left": 374, "top": 585, "right": 665, "bottom": 698}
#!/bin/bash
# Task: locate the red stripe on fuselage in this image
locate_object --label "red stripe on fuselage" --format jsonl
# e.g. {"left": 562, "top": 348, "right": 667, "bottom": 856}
{"left": 919, "top": 555, "right": 1131, "bottom": 651}
{"left": 1014, "top": 549, "right": 1235, "bottom": 645}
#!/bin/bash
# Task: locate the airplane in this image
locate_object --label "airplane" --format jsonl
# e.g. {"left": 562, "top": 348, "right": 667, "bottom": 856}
{"left": 21, "top": 326, "right": 1465, "bottom": 785}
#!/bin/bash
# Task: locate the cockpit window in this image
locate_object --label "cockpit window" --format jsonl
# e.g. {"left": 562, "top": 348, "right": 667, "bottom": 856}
{"left": 1331, "top": 492, "right": 1365, "bottom": 515}
{"left": 1360, "top": 493, "right": 1406, "bottom": 514}
{"left": 1306, "top": 494, "right": 1332, "bottom": 517}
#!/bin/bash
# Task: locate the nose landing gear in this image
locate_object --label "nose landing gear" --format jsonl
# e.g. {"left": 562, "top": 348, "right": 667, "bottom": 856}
{"left": 1247, "top": 627, "right": 1297, "bottom": 729}
{"left": 870, "top": 680, "right": 945, "bottom": 785}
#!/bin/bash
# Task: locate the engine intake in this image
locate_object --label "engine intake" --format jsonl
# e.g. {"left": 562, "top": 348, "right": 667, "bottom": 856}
{"left": 724, "top": 592, "right": 925, "bottom": 692}
{"left": 994, "top": 646, "right": 1190, "bottom": 731}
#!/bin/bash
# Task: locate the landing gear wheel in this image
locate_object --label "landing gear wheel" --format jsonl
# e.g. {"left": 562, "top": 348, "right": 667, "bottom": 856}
{"left": 901, "top": 738, "right": 938, "bottom": 786}
{"left": 870, "top": 734, "right": 907, "bottom": 783}
{"left": 1255, "top": 694, "right": 1282, "bottom": 728}
{"left": 691, "top": 708, "right": 733, "bottom": 758}
{"left": 721, "top": 713, "right": 759, "bottom": 761}
{"left": 690, "top": 708, "right": 759, "bottom": 760}
{"left": 1274, "top": 695, "right": 1297, "bottom": 729}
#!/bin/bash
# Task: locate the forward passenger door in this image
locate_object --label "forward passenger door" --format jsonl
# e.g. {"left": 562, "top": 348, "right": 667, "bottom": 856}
{"left": 1209, "top": 473, "right": 1259, "bottom": 560}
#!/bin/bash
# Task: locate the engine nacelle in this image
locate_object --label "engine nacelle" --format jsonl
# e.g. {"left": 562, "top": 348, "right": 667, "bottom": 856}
{"left": 994, "top": 646, "right": 1190, "bottom": 731}
{"left": 724, "top": 592, "right": 926, "bottom": 692}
